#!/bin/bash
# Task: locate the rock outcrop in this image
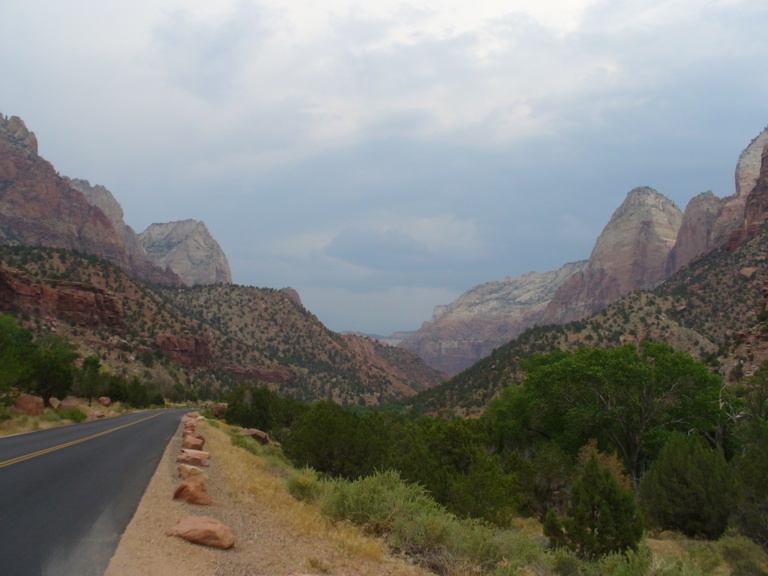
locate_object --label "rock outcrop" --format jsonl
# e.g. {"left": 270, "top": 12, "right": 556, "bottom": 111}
{"left": 730, "top": 143, "right": 768, "bottom": 247}
{"left": 139, "top": 220, "right": 232, "bottom": 286}
{"left": 167, "top": 516, "right": 235, "bottom": 549}
{"left": 542, "top": 187, "right": 682, "bottom": 325}
{"left": 399, "top": 261, "right": 587, "bottom": 376}
{"left": 709, "top": 127, "right": 768, "bottom": 248}
{"left": 173, "top": 475, "right": 211, "bottom": 506}
{"left": 155, "top": 334, "right": 211, "bottom": 367}
{"left": 0, "top": 266, "right": 124, "bottom": 328}
{"left": 666, "top": 191, "right": 723, "bottom": 274}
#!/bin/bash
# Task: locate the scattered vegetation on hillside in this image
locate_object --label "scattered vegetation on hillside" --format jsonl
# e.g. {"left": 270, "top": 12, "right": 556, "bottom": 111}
{"left": 412, "top": 224, "right": 768, "bottom": 415}
{"left": 222, "top": 345, "right": 768, "bottom": 574}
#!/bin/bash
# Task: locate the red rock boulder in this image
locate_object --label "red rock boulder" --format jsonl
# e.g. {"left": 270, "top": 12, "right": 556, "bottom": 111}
{"left": 182, "top": 434, "right": 205, "bottom": 450}
{"left": 173, "top": 475, "right": 211, "bottom": 505}
{"left": 177, "top": 464, "right": 204, "bottom": 479}
{"left": 239, "top": 428, "right": 270, "bottom": 445}
{"left": 13, "top": 393, "right": 44, "bottom": 416}
{"left": 166, "top": 516, "right": 234, "bottom": 549}
{"left": 176, "top": 449, "right": 210, "bottom": 467}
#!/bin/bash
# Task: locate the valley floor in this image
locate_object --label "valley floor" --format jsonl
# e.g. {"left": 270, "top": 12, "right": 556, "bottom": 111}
{"left": 105, "top": 417, "right": 429, "bottom": 576}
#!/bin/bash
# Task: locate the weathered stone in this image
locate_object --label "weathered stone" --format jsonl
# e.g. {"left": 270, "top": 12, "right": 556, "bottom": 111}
{"left": 398, "top": 261, "right": 587, "bottom": 375}
{"left": 177, "top": 464, "right": 204, "bottom": 479}
{"left": 139, "top": 220, "right": 232, "bottom": 286}
{"left": 182, "top": 434, "right": 205, "bottom": 450}
{"left": 666, "top": 191, "right": 723, "bottom": 274}
{"left": 48, "top": 397, "right": 61, "bottom": 410}
{"left": 239, "top": 428, "right": 270, "bottom": 445}
{"left": 97, "top": 396, "right": 111, "bottom": 407}
{"left": 740, "top": 267, "right": 759, "bottom": 280}
{"left": 155, "top": 334, "right": 210, "bottom": 367}
{"left": 13, "top": 393, "right": 44, "bottom": 416}
{"left": 0, "top": 267, "right": 123, "bottom": 328}
{"left": 176, "top": 449, "right": 210, "bottom": 467}
{"left": 542, "top": 187, "right": 682, "bottom": 325}
{"left": 173, "top": 475, "right": 211, "bottom": 505}
{"left": 166, "top": 516, "right": 234, "bottom": 549}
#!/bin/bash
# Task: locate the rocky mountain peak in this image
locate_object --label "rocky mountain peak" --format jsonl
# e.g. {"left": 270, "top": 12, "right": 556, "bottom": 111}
{"left": 0, "top": 115, "right": 38, "bottom": 157}
{"left": 589, "top": 187, "right": 681, "bottom": 268}
{"left": 732, "top": 143, "right": 768, "bottom": 246}
{"left": 139, "top": 220, "right": 232, "bottom": 286}
{"left": 666, "top": 191, "right": 723, "bottom": 274}
{"left": 66, "top": 178, "right": 125, "bottom": 230}
{"left": 542, "top": 187, "right": 682, "bottom": 324}
{"left": 736, "top": 126, "right": 768, "bottom": 197}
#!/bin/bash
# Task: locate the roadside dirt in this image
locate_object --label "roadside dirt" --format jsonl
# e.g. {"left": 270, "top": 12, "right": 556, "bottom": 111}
{"left": 105, "top": 418, "right": 430, "bottom": 576}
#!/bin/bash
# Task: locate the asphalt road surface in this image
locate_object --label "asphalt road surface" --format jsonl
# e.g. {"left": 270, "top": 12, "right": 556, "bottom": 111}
{"left": 0, "top": 409, "right": 186, "bottom": 576}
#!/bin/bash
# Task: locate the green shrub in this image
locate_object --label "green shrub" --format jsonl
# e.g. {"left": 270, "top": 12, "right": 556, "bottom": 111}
{"left": 287, "top": 468, "right": 323, "bottom": 503}
{"left": 320, "top": 470, "right": 546, "bottom": 574}
{"left": 733, "top": 427, "right": 768, "bottom": 551}
{"left": 58, "top": 407, "right": 86, "bottom": 423}
{"left": 552, "top": 455, "right": 643, "bottom": 560}
{"left": 640, "top": 433, "right": 733, "bottom": 539}
{"left": 718, "top": 535, "right": 768, "bottom": 576}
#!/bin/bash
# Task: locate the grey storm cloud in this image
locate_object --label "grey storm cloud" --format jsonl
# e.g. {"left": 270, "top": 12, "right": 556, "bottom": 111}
{"left": 0, "top": 0, "right": 767, "bottom": 333}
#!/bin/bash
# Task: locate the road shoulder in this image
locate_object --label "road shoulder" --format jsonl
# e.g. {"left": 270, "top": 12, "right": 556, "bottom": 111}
{"left": 106, "top": 418, "right": 428, "bottom": 576}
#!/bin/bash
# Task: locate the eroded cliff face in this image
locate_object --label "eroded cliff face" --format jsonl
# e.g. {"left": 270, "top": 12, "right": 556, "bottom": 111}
{"left": 0, "top": 114, "right": 180, "bottom": 286}
{"left": 0, "top": 266, "right": 124, "bottom": 328}
{"left": 709, "top": 127, "right": 768, "bottom": 248}
{"left": 399, "top": 261, "right": 587, "bottom": 376}
{"left": 139, "top": 220, "right": 232, "bottom": 286}
{"left": 666, "top": 191, "right": 723, "bottom": 275}
{"left": 542, "top": 187, "right": 682, "bottom": 325}
{"left": 0, "top": 115, "right": 127, "bottom": 266}
{"left": 730, "top": 144, "right": 768, "bottom": 247}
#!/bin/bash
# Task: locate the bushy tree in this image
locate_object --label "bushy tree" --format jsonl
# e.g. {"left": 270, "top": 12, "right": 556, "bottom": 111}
{"left": 734, "top": 427, "right": 768, "bottom": 550}
{"left": 73, "top": 355, "right": 103, "bottom": 406}
{"left": 639, "top": 433, "right": 733, "bottom": 539}
{"left": 548, "top": 456, "right": 643, "bottom": 559}
{"left": 30, "top": 336, "right": 78, "bottom": 406}
{"left": 0, "top": 314, "right": 34, "bottom": 402}
{"left": 284, "top": 401, "right": 387, "bottom": 479}
{"left": 485, "top": 343, "right": 723, "bottom": 481}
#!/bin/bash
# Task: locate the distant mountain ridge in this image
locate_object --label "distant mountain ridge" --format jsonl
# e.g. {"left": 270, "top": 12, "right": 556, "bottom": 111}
{"left": 412, "top": 125, "right": 768, "bottom": 415}
{"left": 400, "top": 126, "right": 768, "bottom": 376}
{"left": 399, "top": 261, "right": 586, "bottom": 375}
{"left": 0, "top": 112, "right": 441, "bottom": 404}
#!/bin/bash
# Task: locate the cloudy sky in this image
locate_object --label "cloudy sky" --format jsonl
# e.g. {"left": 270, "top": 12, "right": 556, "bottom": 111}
{"left": 1, "top": 0, "right": 767, "bottom": 334}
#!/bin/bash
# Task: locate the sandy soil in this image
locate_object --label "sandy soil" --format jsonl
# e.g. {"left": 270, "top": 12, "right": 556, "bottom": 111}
{"left": 105, "top": 418, "right": 430, "bottom": 576}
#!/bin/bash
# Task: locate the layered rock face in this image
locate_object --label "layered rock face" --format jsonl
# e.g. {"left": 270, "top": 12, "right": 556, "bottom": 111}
{"left": 0, "top": 115, "right": 127, "bottom": 265}
{"left": 731, "top": 143, "right": 768, "bottom": 246}
{"left": 64, "top": 178, "right": 180, "bottom": 285}
{"left": 0, "top": 114, "right": 180, "bottom": 285}
{"left": 542, "top": 187, "right": 682, "bottom": 325}
{"left": 139, "top": 220, "right": 232, "bottom": 286}
{"left": 0, "top": 266, "right": 123, "bottom": 328}
{"left": 709, "top": 127, "right": 768, "bottom": 248}
{"left": 666, "top": 191, "right": 723, "bottom": 274}
{"left": 399, "top": 261, "right": 587, "bottom": 375}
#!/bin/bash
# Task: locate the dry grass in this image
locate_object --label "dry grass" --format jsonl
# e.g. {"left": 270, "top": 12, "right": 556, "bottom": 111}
{"left": 0, "top": 398, "right": 129, "bottom": 436}
{"left": 206, "top": 421, "right": 394, "bottom": 565}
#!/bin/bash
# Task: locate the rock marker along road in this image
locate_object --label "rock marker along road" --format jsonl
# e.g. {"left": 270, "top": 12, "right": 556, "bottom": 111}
{"left": 0, "top": 409, "right": 187, "bottom": 576}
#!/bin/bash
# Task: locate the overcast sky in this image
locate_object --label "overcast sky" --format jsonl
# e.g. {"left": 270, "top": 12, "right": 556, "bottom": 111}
{"left": 1, "top": 0, "right": 767, "bottom": 334}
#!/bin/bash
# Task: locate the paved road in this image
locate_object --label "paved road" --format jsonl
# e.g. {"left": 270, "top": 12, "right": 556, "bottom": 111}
{"left": 0, "top": 409, "right": 186, "bottom": 576}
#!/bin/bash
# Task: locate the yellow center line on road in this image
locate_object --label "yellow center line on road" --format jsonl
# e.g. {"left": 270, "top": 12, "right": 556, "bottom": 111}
{"left": 0, "top": 412, "right": 165, "bottom": 470}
